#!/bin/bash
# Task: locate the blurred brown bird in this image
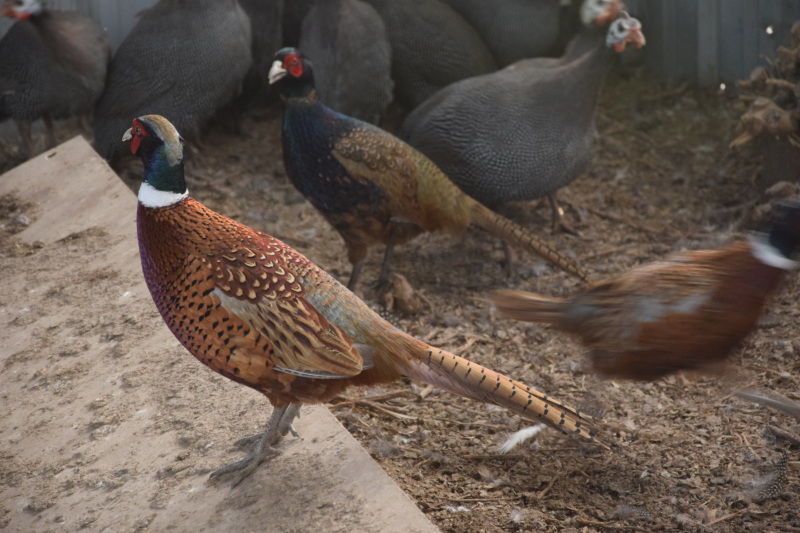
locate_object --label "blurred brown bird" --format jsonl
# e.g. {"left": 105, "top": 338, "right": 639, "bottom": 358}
{"left": 126, "top": 114, "right": 595, "bottom": 482}
{"left": 490, "top": 203, "right": 800, "bottom": 380}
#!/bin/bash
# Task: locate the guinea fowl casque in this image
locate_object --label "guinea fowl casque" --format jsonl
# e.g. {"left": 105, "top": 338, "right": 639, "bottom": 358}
{"left": 268, "top": 47, "right": 590, "bottom": 290}
{"left": 400, "top": 1, "right": 643, "bottom": 232}
{"left": 125, "top": 114, "right": 595, "bottom": 481}
{"left": 361, "top": 0, "right": 498, "bottom": 109}
{"left": 92, "top": 0, "right": 252, "bottom": 164}
{"left": 0, "top": 0, "right": 110, "bottom": 157}
{"left": 441, "top": 0, "right": 562, "bottom": 66}
{"left": 298, "top": 0, "right": 393, "bottom": 124}
{"left": 490, "top": 202, "right": 800, "bottom": 381}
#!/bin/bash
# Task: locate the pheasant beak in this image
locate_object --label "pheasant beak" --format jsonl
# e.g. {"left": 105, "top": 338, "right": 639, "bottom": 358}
{"left": 122, "top": 128, "right": 132, "bottom": 143}
{"left": 268, "top": 61, "right": 286, "bottom": 85}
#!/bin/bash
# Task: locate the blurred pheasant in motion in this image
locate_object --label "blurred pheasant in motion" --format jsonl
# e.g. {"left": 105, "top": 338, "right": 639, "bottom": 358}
{"left": 490, "top": 202, "right": 800, "bottom": 380}
{"left": 269, "top": 47, "right": 589, "bottom": 289}
{"left": 125, "top": 114, "right": 595, "bottom": 482}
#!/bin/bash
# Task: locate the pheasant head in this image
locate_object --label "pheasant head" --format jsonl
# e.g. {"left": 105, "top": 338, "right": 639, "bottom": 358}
{"left": 122, "top": 114, "right": 188, "bottom": 208}
{"left": 268, "top": 47, "right": 317, "bottom": 102}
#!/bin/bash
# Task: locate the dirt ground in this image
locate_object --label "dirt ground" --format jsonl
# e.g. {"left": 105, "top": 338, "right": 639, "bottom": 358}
{"left": 2, "top": 65, "right": 799, "bottom": 532}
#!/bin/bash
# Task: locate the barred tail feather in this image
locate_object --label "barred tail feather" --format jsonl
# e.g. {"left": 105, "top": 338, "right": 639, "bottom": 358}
{"left": 472, "top": 205, "right": 590, "bottom": 282}
{"left": 400, "top": 338, "right": 594, "bottom": 440}
{"left": 490, "top": 288, "right": 570, "bottom": 324}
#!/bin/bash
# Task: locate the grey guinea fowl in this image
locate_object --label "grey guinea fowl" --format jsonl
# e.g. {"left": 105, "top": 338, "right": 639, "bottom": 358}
{"left": 400, "top": 3, "right": 644, "bottom": 232}
{"left": 92, "top": 0, "right": 252, "bottom": 163}
{"left": 238, "top": 0, "right": 284, "bottom": 106}
{"left": 441, "top": 0, "right": 561, "bottom": 66}
{"left": 298, "top": 0, "right": 393, "bottom": 124}
{"left": 362, "top": 0, "right": 497, "bottom": 110}
{"left": 0, "top": 0, "right": 110, "bottom": 157}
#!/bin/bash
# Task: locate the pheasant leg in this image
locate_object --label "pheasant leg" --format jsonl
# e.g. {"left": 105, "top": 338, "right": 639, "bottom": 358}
{"left": 347, "top": 261, "right": 364, "bottom": 290}
{"left": 378, "top": 244, "right": 395, "bottom": 287}
{"left": 209, "top": 404, "right": 301, "bottom": 484}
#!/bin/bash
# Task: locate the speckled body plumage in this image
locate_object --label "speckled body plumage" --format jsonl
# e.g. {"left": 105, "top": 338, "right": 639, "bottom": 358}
{"left": 129, "top": 115, "right": 595, "bottom": 446}
{"left": 362, "top": 0, "right": 497, "bottom": 109}
{"left": 271, "top": 49, "right": 590, "bottom": 285}
{"left": 0, "top": 6, "right": 110, "bottom": 154}
{"left": 298, "top": 0, "right": 393, "bottom": 124}
{"left": 400, "top": 13, "right": 640, "bottom": 209}
{"left": 93, "top": 0, "right": 252, "bottom": 162}
{"left": 492, "top": 230, "right": 800, "bottom": 381}
{"left": 442, "top": 0, "right": 561, "bottom": 66}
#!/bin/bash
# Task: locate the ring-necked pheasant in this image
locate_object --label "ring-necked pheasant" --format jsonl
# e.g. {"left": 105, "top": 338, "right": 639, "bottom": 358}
{"left": 125, "top": 114, "right": 595, "bottom": 481}
{"left": 268, "top": 47, "right": 590, "bottom": 289}
{"left": 0, "top": 0, "right": 110, "bottom": 157}
{"left": 490, "top": 202, "right": 800, "bottom": 380}
{"left": 400, "top": 2, "right": 642, "bottom": 233}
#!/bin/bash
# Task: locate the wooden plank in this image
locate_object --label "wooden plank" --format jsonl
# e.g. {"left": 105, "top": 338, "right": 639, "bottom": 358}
{"left": 0, "top": 136, "right": 440, "bottom": 533}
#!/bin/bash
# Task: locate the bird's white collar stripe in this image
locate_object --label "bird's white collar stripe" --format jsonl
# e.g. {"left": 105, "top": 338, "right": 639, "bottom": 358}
{"left": 138, "top": 182, "right": 189, "bottom": 208}
{"left": 749, "top": 235, "right": 798, "bottom": 270}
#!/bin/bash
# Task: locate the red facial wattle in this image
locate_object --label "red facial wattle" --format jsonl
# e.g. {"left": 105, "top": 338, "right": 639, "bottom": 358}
{"left": 285, "top": 53, "right": 304, "bottom": 78}
{"left": 129, "top": 118, "right": 148, "bottom": 154}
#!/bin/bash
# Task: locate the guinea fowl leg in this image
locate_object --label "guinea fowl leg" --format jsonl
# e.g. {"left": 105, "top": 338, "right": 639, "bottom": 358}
{"left": 15, "top": 120, "right": 36, "bottom": 158}
{"left": 42, "top": 114, "right": 58, "bottom": 149}
{"left": 209, "top": 404, "right": 301, "bottom": 484}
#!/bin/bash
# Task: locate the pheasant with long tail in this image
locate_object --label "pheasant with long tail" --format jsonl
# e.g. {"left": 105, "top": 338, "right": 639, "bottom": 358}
{"left": 269, "top": 47, "right": 590, "bottom": 289}
{"left": 125, "top": 114, "right": 595, "bottom": 482}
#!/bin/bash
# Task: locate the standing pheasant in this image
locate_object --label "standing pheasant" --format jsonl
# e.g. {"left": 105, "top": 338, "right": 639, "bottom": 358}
{"left": 490, "top": 202, "right": 800, "bottom": 381}
{"left": 0, "top": 0, "right": 110, "bottom": 157}
{"left": 269, "top": 47, "right": 590, "bottom": 289}
{"left": 126, "top": 114, "right": 595, "bottom": 481}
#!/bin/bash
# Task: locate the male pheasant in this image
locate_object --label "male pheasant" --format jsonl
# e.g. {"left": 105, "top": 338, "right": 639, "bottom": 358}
{"left": 269, "top": 47, "right": 589, "bottom": 290}
{"left": 491, "top": 203, "right": 800, "bottom": 380}
{"left": 126, "top": 114, "right": 595, "bottom": 481}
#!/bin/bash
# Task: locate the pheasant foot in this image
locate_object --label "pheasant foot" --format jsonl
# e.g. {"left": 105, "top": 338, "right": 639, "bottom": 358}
{"left": 209, "top": 404, "right": 301, "bottom": 484}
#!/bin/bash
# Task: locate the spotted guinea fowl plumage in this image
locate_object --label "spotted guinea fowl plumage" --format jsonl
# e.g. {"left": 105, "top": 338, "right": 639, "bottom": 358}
{"left": 128, "top": 114, "right": 596, "bottom": 481}
{"left": 0, "top": 0, "right": 110, "bottom": 156}
{"left": 400, "top": 3, "right": 643, "bottom": 230}
{"left": 93, "top": 0, "right": 252, "bottom": 163}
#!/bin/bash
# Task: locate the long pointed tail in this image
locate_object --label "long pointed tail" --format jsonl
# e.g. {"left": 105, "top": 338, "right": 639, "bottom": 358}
{"left": 395, "top": 334, "right": 594, "bottom": 440}
{"left": 470, "top": 204, "right": 590, "bottom": 282}
{"left": 489, "top": 288, "right": 571, "bottom": 324}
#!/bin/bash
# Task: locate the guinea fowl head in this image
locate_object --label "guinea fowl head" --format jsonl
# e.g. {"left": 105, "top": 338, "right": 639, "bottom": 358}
{"left": 1, "top": 0, "right": 43, "bottom": 19}
{"left": 122, "top": 115, "right": 188, "bottom": 208}
{"left": 605, "top": 12, "right": 646, "bottom": 52}
{"left": 580, "top": 0, "right": 624, "bottom": 26}
{"left": 268, "top": 47, "right": 317, "bottom": 101}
